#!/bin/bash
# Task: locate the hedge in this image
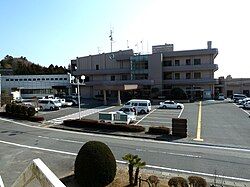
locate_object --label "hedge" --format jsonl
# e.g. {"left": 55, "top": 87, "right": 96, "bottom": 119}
{"left": 147, "top": 126, "right": 170, "bottom": 135}
{"left": 63, "top": 119, "right": 145, "bottom": 132}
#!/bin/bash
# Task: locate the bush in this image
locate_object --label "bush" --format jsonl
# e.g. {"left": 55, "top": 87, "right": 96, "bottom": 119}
{"left": 188, "top": 176, "right": 207, "bottom": 187}
{"left": 170, "top": 88, "right": 188, "bottom": 100}
{"left": 74, "top": 141, "right": 116, "bottom": 187}
{"left": 147, "top": 126, "right": 170, "bottom": 135}
{"left": 27, "top": 106, "right": 36, "bottom": 117}
{"left": 63, "top": 119, "right": 145, "bottom": 132}
{"left": 5, "top": 104, "right": 12, "bottom": 114}
{"left": 29, "top": 116, "right": 44, "bottom": 122}
{"left": 168, "top": 177, "right": 188, "bottom": 187}
{"left": 21, "top": 105, "right": 28, "bottom": 116}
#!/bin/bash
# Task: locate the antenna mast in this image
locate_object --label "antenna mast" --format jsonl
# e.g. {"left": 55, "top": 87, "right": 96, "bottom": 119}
{"left": 109, "top": 29, "right": 113, "bottom": 52}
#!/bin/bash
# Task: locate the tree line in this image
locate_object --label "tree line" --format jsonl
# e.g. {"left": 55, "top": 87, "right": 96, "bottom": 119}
{"left": 0, "top": 55, "right": 69, "bottom": 75}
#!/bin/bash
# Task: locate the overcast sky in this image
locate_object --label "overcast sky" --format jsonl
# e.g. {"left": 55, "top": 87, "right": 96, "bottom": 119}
{"left": 0, "top": 0, "right": 249, "bottom": 78}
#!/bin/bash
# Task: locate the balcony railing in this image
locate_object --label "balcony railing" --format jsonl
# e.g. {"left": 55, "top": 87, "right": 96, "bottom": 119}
{"left": 163, "top": 78, "right": 217, "bottom": 85}
{"left": 85, "top": 79, "right": 154, "bottom": 86}
{"left": 162, "top": 64, "right": 218, "bottom": 72}
{"left": 72, "top": 68, "right": 131, "bottom": 76}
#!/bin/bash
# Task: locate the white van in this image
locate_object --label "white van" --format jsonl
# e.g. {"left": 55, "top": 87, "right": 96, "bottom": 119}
{"left": 38, "top": 99, "right": 61, "bottom": 111}
{"left": 123, "top": 99, "right": 151, "bottom": 114}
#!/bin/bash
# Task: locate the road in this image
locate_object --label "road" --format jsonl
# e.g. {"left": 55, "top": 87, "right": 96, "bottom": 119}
{"left": 0, "top": 117, "right": 250, "bottom": 186}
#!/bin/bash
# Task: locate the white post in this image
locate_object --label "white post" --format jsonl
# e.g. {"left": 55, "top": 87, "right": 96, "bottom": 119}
{"left": 77, "top": 78, "right": 81, "bottom": 120}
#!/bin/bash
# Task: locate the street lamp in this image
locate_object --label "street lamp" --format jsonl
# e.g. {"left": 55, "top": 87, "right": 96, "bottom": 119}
{"left": 77, "top": 75, "right": 85, "bottom": 120}
{"left": 71, "top": 75, "right": 85, "bottom": 120}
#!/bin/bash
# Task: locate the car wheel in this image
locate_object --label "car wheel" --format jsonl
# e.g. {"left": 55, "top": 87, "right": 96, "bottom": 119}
{"left": 177, "top": 106, "right": 181, "bottom": 109}
{"left": 163, "top": 105, "right": 167, "bottom": 109}
{"left": 50, "top": 107, "right": 53, "bottom": 111}
{"left": 141, "top": 109, "right": 146, "bottom": 114}
{"left": 40, "top": 106, "right": 43, "bottom": 111}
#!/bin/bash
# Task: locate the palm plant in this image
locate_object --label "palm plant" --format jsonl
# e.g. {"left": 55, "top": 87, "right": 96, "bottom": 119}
{"left": 133, "top": 158, "right": 146, "bottom": 186}
{"left": 122, "top": 154, "right": 139, "bottom": 186}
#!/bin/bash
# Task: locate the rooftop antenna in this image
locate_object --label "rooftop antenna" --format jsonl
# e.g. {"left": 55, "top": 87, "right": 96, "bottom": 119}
{"left": 127, "top": 40, "right": 129, "bottom": 49}
{"left": 141, "top": 40, "right": 143, "bottom": 54}
{"left": 109, "top": 28, "right": 113, "bottom": 52}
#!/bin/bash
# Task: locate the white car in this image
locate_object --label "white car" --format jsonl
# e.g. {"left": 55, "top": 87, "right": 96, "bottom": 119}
{"left": 218, "top": 94, "right": 225, "bottom": 100}
{"left": 159, "top": 100, "right": 184, "bottom": 109}
{"left": 243, "top": 101, "right": 250, "bottom": 109}
{"left": 238, "top": 98, "right": 250, "bottom": 105}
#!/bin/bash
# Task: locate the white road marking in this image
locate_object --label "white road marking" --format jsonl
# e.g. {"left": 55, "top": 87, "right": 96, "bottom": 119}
{"left": 233, "top": 103, "right": 250, "bottom": 116}
{"left": 136, "top": 148, "right": 201, "bottom": 158}
{"left": 47, "top": 106, "right": 115, "bottom": 125}
{"left": 1, "top": 117, "right": 250, "bottom": 153}
{"left": 0, "top": 139, "right": 249, "bottom": 182}
{"left": 178, "top": 107, "right": 184, "bottom": 118}
{"left": 134, "top": 109, "right": 157, "bottom": 125}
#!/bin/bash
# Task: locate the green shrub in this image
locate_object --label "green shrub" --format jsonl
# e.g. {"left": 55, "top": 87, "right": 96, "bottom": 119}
{"left": 15, "top": 105, "right": 22, "bottom": 115}
{"left": 21, "top": 105, "right": 28, "bottom": 116}
{"left": 11, "top": 103, "right": 17, "bottom": 114}
{"left": 27, "top": 106, "right": 36, "bottom": 117}
{"left": 170, "top": 87, "right": 188, "bottom": 100}
{"left": 5, "top": 104, "right": 12, "bottom": 114}
{"left": 188, "top": 176, "right": 207, "bottom": 187}
{"left": 147, "top": 126, "right": 170, "bottom": 135}
{"left": 74, "top": 141, "right": 116, "bottom": 187}
{"left": 168, "top": 177, "right": 188, "bottom": 187}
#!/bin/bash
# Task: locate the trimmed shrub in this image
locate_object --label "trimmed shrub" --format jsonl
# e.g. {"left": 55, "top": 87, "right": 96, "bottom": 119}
{"left": 74, "top": 141, "right": 116, "bottom": 187}
{"left": 15, "top": 105, "right": 22, "bottom": 115}
{"left": 29, "top": 116, "right": 45, "bottom": 122}
{"left": 11, "top": 103, "right": 17, "bottom": 114}
{"left": 27, "top": 106, "right": 36, "bottom": 117}
{"left": 21, "top": 105, "right": 28, "bottom": 116}
{"left": 147, "top": 126, "right": 170, "bottom": 135}
{"left": 5, "top": 104, "right": 12, "bottom": 114}
{"left": 168, "top": 177, "right": 188, "bottom": 187}
{"left": 170, "top": 87, "right": 188, "bottom": 100}
{"left": 63, "top": 119, "right": 145, "bottom": 132}
{"left": 188, "top": 176, "right": 207, "bottom": 187}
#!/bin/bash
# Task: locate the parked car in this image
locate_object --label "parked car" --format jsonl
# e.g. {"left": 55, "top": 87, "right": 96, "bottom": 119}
{"left": 123, "top": 99, "right": 151, "bottom": 114}
{"left": 159, "top": 100, "right": 184, "bottom": 109}
{"left": 238, "top": 97, "right": 250, "bottom": 105}
{"left": 38, "top": 99, "right": 61, "bottom": 111}
{"left": 218, "top": 93, "right": 225, "bottom": 100}
{"left": 56, "top": 98, "right": 73, "bottom": 107}
{"left": 243, "top": 101, "right": 250, "bottom": 109}
{"left": 99, "top": 111, "right": 136, "bottom": 124}
{"left": 119, "top": 107, "right": 137, "bottom": 115}
{"left": 233, "top": 94, "right": 247, "bottom": 103}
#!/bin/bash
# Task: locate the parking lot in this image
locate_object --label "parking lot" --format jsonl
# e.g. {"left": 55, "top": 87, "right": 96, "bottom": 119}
{"left": 37, "top": 99, "right": 250, "bottom": 149}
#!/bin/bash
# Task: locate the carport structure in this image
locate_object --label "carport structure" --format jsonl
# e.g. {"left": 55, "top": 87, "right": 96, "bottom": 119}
{"left": 97, "top": 84, "right": 138, "bottom": 105}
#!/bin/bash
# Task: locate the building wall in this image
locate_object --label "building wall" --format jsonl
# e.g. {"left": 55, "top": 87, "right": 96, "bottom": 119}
{"left": 1, "top": 74, "right": 71, "bottom": 98}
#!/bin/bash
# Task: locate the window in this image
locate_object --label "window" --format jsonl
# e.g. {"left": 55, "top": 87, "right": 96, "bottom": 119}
{"left": 15, "top": 79, "right": 18, "bottom": 81}
{"left": 186, "top": 59, "right": 191, "bottom": 65}
{"left": 63, "top": 78, "right": 67, "bottom": 80}
{"left": 186, "top": 73, "right": 191, "bottom": 79}
{"left": 28, "top": 78, "right": 31, "bottom": 81}
{"left": 111, "top": 75, "right": 115, "bottom": 81}
{"left": 33, "top": 78, "right": 36, "bottom": 81}
{"left": 10, "top": 79, "right": 14, "bottom": 81}
{"left": 51, "top": 78, "right": 54, "bottom": 80}
{"left": 46, "top": 78, "right": 49, "bottom": 80}
{"left": 139, "top": 103, "right": 147, "bottom": 106}
{"left": 121, "top": 75, "right": 128, "bottom": 80}
{"left": 194, "top": 59, "right": 201, "bottom": 65}
{"left": 55, "top": 78, "right": 58, "bottom": 80}
{"left": 42, "top": 78, "right": 45, "bottom": 80}
{"left": 163, "top": 60, "right": 172, "bottom": 66}
{"left": 85, "top": 76, "right": 89, "bottom": 82}
{"left": 175, "top": 60, "right": 180, "bottom": 66}
{"left": 6, "top": 79, "right": 9, "bottom": 81}
{"left": 37, "top": 78, "right": 40, "bottom": 81}
{"left": 194, "top": 72, "right": 201, "bottom": 79}
{"left": 175, "top": 73, "right": 180, "bottom": 80}
{"left": 96, "top": 65, "right": 99, "bottom": 70}
{"left": 19, "top": 79, "right": 23, "bottom": 81}
{"left": 163, "top": 72, "right": 172, "bottom": 80}
{"left": 59, "top": 78, "right": 63, "bottom": 80}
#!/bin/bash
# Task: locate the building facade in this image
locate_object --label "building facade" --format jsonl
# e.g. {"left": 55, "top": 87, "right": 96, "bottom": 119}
{"left": 71, "top": 41, "right": 218, "bottom": 102}
{"left": 1, "top": 74, "right": 71, "bottom": 98}
{"left": 216, "top": 76, "right": 250, "bottom": 98}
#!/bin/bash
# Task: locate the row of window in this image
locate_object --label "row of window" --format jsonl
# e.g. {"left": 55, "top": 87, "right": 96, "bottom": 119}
{"left": 163, "top": 72, "right": 202, "bottom": 80}
{"left": 21, "top": 89, "right": 54, "bottom": 94}
{"left": 162, "top": 59, "right": 201, "bottom": 67}
{"left": 5, "top": 77, "right": 68, "bottom": 82}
